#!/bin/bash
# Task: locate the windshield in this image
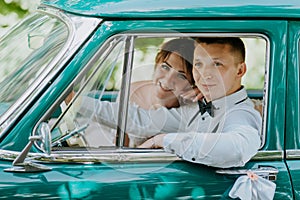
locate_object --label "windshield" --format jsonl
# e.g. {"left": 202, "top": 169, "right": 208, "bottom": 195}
{"left": 0, "top": 13, "right": 68, "bottom": 117}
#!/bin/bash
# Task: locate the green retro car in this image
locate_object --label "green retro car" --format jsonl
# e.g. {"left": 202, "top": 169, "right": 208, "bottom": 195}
{"left": 0, "top": 0, "right": 299, "bottom": 199}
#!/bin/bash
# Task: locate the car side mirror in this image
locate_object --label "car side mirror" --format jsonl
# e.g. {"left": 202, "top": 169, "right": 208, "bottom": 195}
{"left": 35, "top": 122, "right": 51, "bottom": 155}
{"left": 4, "top": 122, "right": 52, "bottom": 173}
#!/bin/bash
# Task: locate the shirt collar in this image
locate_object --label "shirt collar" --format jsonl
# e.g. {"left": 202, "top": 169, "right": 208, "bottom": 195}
{"left": 211, "top": 86, "right": 248, "bottom": 112}
{"left": 187, "top": 86, "right": 248, "bottom": 127}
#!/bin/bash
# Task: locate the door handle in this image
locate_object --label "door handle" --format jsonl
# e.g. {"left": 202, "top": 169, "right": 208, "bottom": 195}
{"left": 216, "top": 165, "right": 278, "bottom": 181}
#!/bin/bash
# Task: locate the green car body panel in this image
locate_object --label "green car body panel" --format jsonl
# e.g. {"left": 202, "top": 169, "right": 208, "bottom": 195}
{"left": 44, "top": 0, "right": 300, "bottom": 18}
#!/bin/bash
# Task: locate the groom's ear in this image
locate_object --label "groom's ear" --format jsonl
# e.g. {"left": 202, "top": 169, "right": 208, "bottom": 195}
{"left": 237, "top": 63, "right": 246, "bottom": 77}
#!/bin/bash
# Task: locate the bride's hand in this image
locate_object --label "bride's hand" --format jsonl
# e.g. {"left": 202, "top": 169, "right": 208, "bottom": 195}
{"left": 181, "top": 86, "right": 203, "bottom": 102}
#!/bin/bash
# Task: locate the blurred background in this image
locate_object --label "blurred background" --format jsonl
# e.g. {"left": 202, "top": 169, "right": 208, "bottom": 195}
{"left": 0, "top": 0, "right": 40, "bottom": 37}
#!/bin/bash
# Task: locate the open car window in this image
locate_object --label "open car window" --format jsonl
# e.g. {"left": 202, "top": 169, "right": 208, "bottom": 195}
{"left": 127, "top": 36, "right": 267, "bottom": 148}
{"left": 43, "top": 34, "right": 267, "bottom": 152}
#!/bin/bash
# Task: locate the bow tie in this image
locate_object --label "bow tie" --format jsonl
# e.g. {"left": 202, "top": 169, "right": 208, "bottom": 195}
{"left": 198, "top": 100, "right": 214, "bottom": 117}
{"left": 188, "top": 99, "right": 214, "bottom": 126}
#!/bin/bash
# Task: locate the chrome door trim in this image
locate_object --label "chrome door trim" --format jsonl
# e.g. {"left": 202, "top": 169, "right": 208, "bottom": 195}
{"left": 1, "top": 149, "right": 284, "bottom": 164}
{"left": 0, "top": 149, "right": 180, "bottom": 163}
{"left": 286, "top": 149, "right": 300, "bottom": 159}
{"left": 251, "top": 150, "right": 283, "bottom": 161}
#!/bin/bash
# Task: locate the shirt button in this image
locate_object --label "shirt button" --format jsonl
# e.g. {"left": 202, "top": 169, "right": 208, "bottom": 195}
{"left": 202, "top": 117, "right": 205, "bottom": 121}
{"left": 192, "top": 158, "right": 196, "bottom": 161}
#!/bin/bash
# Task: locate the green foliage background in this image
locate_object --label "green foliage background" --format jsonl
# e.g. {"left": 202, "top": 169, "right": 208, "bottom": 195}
{"left": 0, "top": 0, "right": 27, "bottom": 17}
{"left": 0, "top": 0, "right": 39, "bottom": 37}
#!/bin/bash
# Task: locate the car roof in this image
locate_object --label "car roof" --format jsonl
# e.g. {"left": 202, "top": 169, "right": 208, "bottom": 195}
{"left": 42, "top": 0, "right": 300, "bottom": 19}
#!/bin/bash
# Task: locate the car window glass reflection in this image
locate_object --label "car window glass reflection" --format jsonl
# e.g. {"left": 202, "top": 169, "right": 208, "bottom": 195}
{"left": 50, "top": 36, "right": 125, "bottom": 149}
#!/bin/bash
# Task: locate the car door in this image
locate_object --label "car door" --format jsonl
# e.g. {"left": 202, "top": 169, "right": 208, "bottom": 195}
{"left": 286, "top": 21, "right": 300, "bottom": 200}
{"left": 0, "top": 19, "right": 293, "bottom": 199}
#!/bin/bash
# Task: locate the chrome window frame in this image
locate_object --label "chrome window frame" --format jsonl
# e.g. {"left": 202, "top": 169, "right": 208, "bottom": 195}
{"left": 122, "top": 32, "right": 269, "bottom": 149}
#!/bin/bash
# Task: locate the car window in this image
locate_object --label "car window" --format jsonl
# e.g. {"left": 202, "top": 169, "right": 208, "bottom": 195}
{"left": 127, "top": 36, "right": 267, "bottom": 148}
{"left": 44, "top": 34, "right": 267, "bottom": 152}
{"left": 48, "top": 36, "right": 126, "bottom": 149}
